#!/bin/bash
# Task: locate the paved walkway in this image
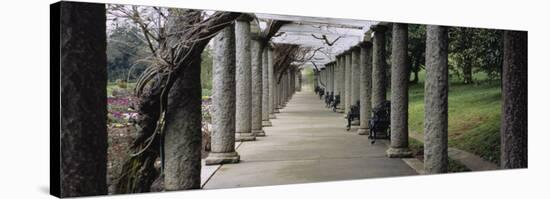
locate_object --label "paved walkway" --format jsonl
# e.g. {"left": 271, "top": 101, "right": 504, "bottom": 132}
{"left": 203, "top": 91, "right": 416, "bottom": 189}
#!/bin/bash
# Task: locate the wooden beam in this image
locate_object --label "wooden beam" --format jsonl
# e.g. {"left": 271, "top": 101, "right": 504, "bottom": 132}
{"left": 278, "top": 23, "right": 365, "bottom": 37}
{"left": 255, "top": 13, "right": 376, "bottom": 29}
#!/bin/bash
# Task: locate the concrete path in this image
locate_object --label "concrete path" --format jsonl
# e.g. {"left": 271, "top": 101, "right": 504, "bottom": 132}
{"left": 409, "top": 132, "right": 499, "bottom": 171}
{"left": 203, "top": 91, "right": 416, "bottom": 189}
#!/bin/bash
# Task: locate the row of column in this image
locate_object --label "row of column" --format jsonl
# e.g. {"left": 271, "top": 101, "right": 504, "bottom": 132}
{"left": 315, "top": 23, "right": 528, "bottom": 173}
{"left": 60, "top": 7, "right": 526, "bottom": 194}
{"left": 206, "top": 16, "right": 298, "bottom": 165}
{"left": 315, "top": 24, "right": 426, "bottom": 167}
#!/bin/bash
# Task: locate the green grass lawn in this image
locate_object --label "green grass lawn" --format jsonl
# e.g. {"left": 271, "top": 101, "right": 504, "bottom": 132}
{"left": 408, "top": 71, "right": 501, "bottom": 165}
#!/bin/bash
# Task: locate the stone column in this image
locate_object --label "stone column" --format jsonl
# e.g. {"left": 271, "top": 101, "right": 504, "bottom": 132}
{"left": 268, "top": 47, "right": 277, "bottom": 118}
{"left": 58, "top": 2, "right": 107, "bottom": 196}
{"left": 344, "top": 52, "right": 352, "bottom": 114}
{"left": 332, "top": 63, "right": 335, "bottom": 93}
{"left": 351, "top": 47, "right": 361, "bottom": 125}
{"left": 424, "top": 25, "right": 449, "bottom": 173}
{"left": 274, "top": 72, "right": 281, "bottom": 113}
{"left": 235, "top": 17, "right": 255, "bottom": 141}
{"left": 351, "top": 47, "right": 360, "bottom": 106}
{"left": 290, "top": 69, "right": 295, "bottom": 96}
{"left": 333, "top": 62, "right": 339, "bottom": 105}
{"left": 297, "top": 70, "right": 302, "bottom": 91}
{"left": 287, "top": 69, "right": 294, "bottom": 97}
{"left": 251, "top": 36, "right": 265, "bottom": 136}
{"left": 372, "top": 25, "right": 388, "bottom": 109}
{"left": 262, "top": 47, "right": 272, "bottom": 127}
{"left": 273, "top": 77, "right": 280, "bottom": 110}
{"left": 293, "top": 69, "right": 297, "bottom": 93}
{"left": 501, "top": 30, "right": 527, "bottom": 169}
{"left": 278, "top": 73, "right": 283, "bottom": 109}
{"left": 337, "top": 55, "right": 345, "bottom": 113}
{"left": 330, "top": 64, "right": 334, "bottom": 94}
{"left": 357, "top": 41, "right": 373, "bottom": 135}
{"left": 286, "top": 70, "right": 291, "bottom": 101}
{"left": 163, "top": 18, "right": 204, "bottom": 191}
{"left": 279, "top": 72, "right": 286, "bottom": 106}
{"left": 206, "top": 25, "right": 240, "bottom": 165}
{"left": 325, "top": 64, "right": 331, "bottom": 94}
{"left": 347, "top": 52, "right": 354, "bottom": 112}
{"left": 387, "top": 23, "right": 413, "bottom": 157}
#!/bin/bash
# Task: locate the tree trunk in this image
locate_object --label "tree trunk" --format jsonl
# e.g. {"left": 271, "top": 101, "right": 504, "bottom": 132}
{"left": 501, "top": 30, "right": 528, "bottom": 169}
{"left": 58, "top": 2, "right": 108, "bottom": 197}
{"left": 114, "top": 11, "right": 241, "bottom": 193}
{"left": 463, "top": 56, "right": 473, "bottom": 84}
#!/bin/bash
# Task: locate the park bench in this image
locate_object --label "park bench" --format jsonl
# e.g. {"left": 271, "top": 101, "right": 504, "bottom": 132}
{"left": 314, "top": 86, "right": 320, "bottom": 95}
{"left": 331, "top": 94, "right": 340, "bottom": 112}
{"left": 368, "top": 100, "right": 391, "bottom": 144}
{"left": 325, "top": 92, "right": 334, "bottom": 108}
{"left": 346, "top": 101, "right": 360, "bottom": 131}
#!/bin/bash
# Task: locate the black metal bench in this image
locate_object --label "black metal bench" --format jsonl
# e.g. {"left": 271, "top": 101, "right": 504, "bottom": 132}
{"left": 331, "top": 94, "right": 340, "bottom": 112}
{"left": 346, "top": 100, "right": 360, "bottom": 131}
{"left": 368, "top": 101, "right": 391, "bottom": 144}
{"left": 325, "top": 92, "right": 334, "bottom": 108}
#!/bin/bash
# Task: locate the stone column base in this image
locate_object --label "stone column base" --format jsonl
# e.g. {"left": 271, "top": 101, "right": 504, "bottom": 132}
{"left": 252, "top": 129, "right": 266, "bottom": 137}
{"left": 262, "top": 120, "right": 272, "bottom": 127}
{"left": 236, "top": 133, "right": 256, "bottom": 141}
{"left": 386, "top": 147, "right": 413, "bottom": 158}
{"left": 336, "top": 108, "right": 345, "bottom": 113}
{"left": 269, "top": 113, "right": 277, "bottom": 119}
{"left": 205, "top": 152, "right": 240, "bottom": 165}
{"left": 357, "top": 128, "right": 369, "bottom": 135}
{"left": 351, "top": 120, "right": 360, "bottom": 126}
{"left": 274, "top": 109, "right": 280, "bottom": 113}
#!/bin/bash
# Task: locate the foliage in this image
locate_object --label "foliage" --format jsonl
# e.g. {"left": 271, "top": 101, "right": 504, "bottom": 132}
{"left": 201, "top": 47, "right": 213, "bottom": 91}
{"left": 407, "top": 24, "right": 426, "bottom": 83}
{"left": 107, "top": 24, "right": 149, "bottom": 82}
{"left": 449, "top": 27, "right": 503, "bottom": 83}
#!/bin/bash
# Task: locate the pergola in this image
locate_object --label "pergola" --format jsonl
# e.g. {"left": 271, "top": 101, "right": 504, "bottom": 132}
{"left": 57, "top": 3, "right": 527, "bottom": 196}
{"left": 255, "top": 13, "right": 379, "bottom": 68}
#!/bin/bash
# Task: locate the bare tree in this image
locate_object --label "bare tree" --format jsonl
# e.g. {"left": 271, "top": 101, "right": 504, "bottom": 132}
{"left": 108, "top": 6, "right": 241, "bottom": 193}
{"left": 311, "top": 34, "right": 341, "bottom": 46}
{"left": 272, "top": 44, "right": 318, "bottom": 83}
